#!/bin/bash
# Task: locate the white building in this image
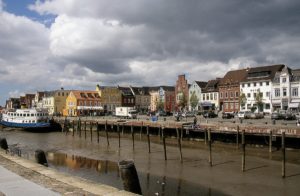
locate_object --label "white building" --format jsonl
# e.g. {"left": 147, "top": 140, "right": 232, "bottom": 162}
{"left": 240, "top": 64, "right": 285, "bottom": 113}
{"left": 272, "top": 66, "right": 300, "bottom": 112}
{"left": 201, "top": 79, "right": 220, "bottom": 111}
{"left": 188, "top": 81, "right": 207, "bottom": 111}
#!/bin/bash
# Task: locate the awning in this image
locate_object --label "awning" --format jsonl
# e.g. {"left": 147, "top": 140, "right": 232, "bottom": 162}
{"left": 272, "top": 103, "right": 281, "bottom": 106}
{"left": 77, "top": 106, "right": 103, "bottom": 110}
{"left": 289, "top": 102, "right": 300, "bottom": 108}
{"left": 201, "top": 102, "right": 212, "bottom": 107}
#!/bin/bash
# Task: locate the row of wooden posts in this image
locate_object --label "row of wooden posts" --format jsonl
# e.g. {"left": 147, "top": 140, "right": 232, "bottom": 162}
{"left": 62, "top": 119, "right": 287, "bottom": 178}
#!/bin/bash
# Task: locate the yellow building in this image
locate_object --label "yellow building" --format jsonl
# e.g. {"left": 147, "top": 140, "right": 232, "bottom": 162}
{"left": 42, "top": 89, "right": 70, "bottom": 115}
{"left": 96, "top": 85, "right": 121, "bottom": 114}
{"left": 64, "top": 90, "right": 102, "bottom": 116}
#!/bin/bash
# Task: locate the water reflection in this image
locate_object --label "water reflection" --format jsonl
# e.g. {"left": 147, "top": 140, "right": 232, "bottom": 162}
{"left": 46, "top": 152, "right": 227, "bottom": 196}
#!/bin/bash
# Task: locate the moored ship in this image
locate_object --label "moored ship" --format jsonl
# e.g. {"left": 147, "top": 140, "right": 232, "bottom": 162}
{"left": 0, "top": 108, "right": 60, "bottom": 131}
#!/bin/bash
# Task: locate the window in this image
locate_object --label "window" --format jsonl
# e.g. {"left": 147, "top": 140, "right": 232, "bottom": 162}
{"left": 254, "top": 82, "right": 256, "bottom": 87}
{"left": 247, "top": 93, "right": 251, "bottom": 98}
{"left": 266, "top": 81, "right": 269, "bottom": 86}
{"left": 265, "top": 103, "right": 270, "bottom": 109}
{"left": 235, "top": 103, "right": 239, "bottom": 110}
{"left": 283, "top": 88, "right": 287, "bottom": 97}
{"left": 220, "top": 92, "right": 223, "bottom": 99}
{"left": 206, "top": 94, "right": 209, "bottom": 100}
{"left": 225, "top": 92, "right": 228, "bottom": 98}
{"left": 292, "top": 88, "right": 298, "bottom": 97}
{"left": 230, "top": 92, "right": 234, "bottom": 98}
{"left": 253, "top": 93, "right": 257, "bottom": 98}
{"left": 275, "top": 88, "right": 280, "bottom": 97}
{"left": 203, "top": 94, "right": 205, "bottom": 100}
{"left": 282, "top": 78, "right": 286, "bottom": 83}
{"left": 235, "top": 91, "right": 239, "bottom": 97}
{"left": 58, "top": 92, "right": 60, "bottom": 96}
{"left": 266, "top": 92, "right": 270, "bottom": 98}
{"left": 260, "top": 82, "right": 263, "bottom": 86}
{"left": 247, "top": 83, "right": 250, "bottom": 87}
{"left": 242, "top": 84, "right": 244, "bottom": 87}
{"left": 214, "top": 93, "right": 217, "bottom": 100}
{"left": 230, "top": 103, "right": 234, "bottom": 109}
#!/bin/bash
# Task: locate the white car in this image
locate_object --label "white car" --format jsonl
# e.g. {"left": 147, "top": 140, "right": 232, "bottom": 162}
{"left": 238, "top": 111, "right": 251, "bottom": 118}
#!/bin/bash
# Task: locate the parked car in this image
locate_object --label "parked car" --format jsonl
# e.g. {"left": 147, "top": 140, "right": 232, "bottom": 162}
{"left": 240, "top": 111, "right": 252, "bottom": 119}
{"left": 203, "top": 111, "right": 217, "bottom": 118}
{"left": 248, "top": 112, "right": 264, "bottom": 119}
{"left": 271, "top": 111, "right": 286, "bottom": 120}
{"left": 182, "top": 112, "right": 196, "bottom": 118}
{"left": 156, "top": 110, "right": 167, "bottom": 116}
{"left": 222, "top": 112, "right": 235, "bottom": 119}
{"left": 284, "top": 112, "right": 296, "bottom": 120}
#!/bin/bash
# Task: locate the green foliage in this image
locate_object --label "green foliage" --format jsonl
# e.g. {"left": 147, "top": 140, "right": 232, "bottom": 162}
{"left": 190, "top": 91, "right": 199, "bottom": 110}
{"left": 239, "top": 93, "right": 247, "bottom": 106}
{"left": 255, "top": 92, "right": 264, "bottom": 112}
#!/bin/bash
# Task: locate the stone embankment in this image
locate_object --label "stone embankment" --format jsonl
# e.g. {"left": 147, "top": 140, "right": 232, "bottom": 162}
{"left": 0, "top": 150, "right": 136, "bottom": 196}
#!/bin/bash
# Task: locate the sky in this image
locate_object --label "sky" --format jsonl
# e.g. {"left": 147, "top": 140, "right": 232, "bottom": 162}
{"left": 1, "top": 0, "right": 300, "bottom": 106}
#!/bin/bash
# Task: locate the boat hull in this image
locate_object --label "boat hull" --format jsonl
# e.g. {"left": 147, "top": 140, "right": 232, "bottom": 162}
{"left": 0, "top": 120, "right": 61, "bottom": 132}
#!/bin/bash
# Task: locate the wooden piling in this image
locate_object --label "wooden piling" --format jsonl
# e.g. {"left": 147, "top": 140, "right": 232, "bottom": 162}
{"left": 158, "top": 126, "right": 161, "bottom": 140}
{"left": 208, "top": 128, "right": 212, "bottom": 167}
{"left": 84, "top": 121, "right": 87, "bottom": 139}
{"left": 147, "top": 125, "right": 150, "bottom": 153}
{"left": 204, "top": 129, "right": 207, "bottom": 145}
{"left": 105, "top": 121, "right": 109, "bottom": 146}
{"left": 78, "top": 118, "right": 81, "bottom": 137}
{"left": 282, "top": 132, "right": 286, "bottom": 178}
{"left": 180, "top": 126, "right": 183, "bottom": 142}
{"left": 131, "top": 124, "right": 135, "bottom": 149}
{"left": 97, "top": 122, "right": 99, "bottom": 144}
{"left": 162, "top": 127, "right": 167, "bottom": 160}
{"left": 72, "top": 120, "right": 75, "bottom": 137}
{"left": 117, "top": 124, "right": 121, "bottom": 148}
{"left": 236, "top": 125, "right": 239, "bottom": 149}
{"left": 90, "top": 122, "right": 93, "bottom": 142}
{"left": 242, "top": 130, "right": 245, "bottom": 172}
{"left": 140, "top": 122, "right": 143, "bottom": 140}
{"left": 176, "top": 128, "right": 183, "bottom": 162}
{"left": 269, "top": 130, "right": 273, "bottom": 153}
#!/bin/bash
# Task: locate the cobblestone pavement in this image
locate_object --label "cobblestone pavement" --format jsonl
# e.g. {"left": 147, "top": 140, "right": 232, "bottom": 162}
{"left": 0, "top": 153, "right": 97, "bottom": 196}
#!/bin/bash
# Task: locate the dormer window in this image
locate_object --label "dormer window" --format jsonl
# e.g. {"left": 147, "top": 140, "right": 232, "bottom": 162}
{"left": 282, "top": 78, "right": 286, "bottom": 83}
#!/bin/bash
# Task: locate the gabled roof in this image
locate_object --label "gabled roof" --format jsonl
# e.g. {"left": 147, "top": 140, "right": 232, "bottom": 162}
{"left": 71, "top": 90, "right": 101, "bottom": 101}
{"left": 219, "top": 68, "right": 248, "bottom": 86}
{"left": 242, "top": 64, "right": 285, "bottom": 82}
{"left": 160, "top": 86, "right": 175, "bottom": 92}
{"left": 130, "top": 87, "right": 150, "bottom": 96}
{"left": 195, "top": 81, "right": 208, "bottom": 89}
{"left": 118, "top": 86, "right": 134, "bottom": 96}
{"left": 202, "top": 79, "right": 220, "bottom": 93}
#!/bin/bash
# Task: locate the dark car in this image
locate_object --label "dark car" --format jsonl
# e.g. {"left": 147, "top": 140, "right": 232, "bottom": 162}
{"left": 222, "top": 112, "right": 235, "bottom": 119}
{"left": 271, "top": 112, "right": 286, "bottom": 120}
{"left": 284, "top": 112, "right": 296, "bottom": 120}
{"left": 203, "top": 111, "right": 217, "bottom": 118}
{"left": 156, "top": 110, "right": 167, "bottom": 116}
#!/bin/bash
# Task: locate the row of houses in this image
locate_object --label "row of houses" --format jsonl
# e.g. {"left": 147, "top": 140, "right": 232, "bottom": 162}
{"left": 4, "top": 64, "right": 300, "bottom": 116}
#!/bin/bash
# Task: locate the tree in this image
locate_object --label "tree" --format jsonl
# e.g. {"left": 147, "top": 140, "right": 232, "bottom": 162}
{"left": 190, "top": 91, "right": 199, "bottom": 111}
{"left": 157, "top": 99, "right": 164, "bottom": 111}
{"left": 177, "top": 91, "right": 187, "bottom": 111}
{"left": 239, "top": 93, "right": 247, "bottom": 110}
{"left": 255, "top": 91, "right": 264, "bottom": 112}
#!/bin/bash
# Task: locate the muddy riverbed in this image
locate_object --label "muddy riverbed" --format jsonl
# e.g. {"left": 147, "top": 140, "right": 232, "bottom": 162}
{"left": 1, "top": 128, "right": 300, "bottom": 196}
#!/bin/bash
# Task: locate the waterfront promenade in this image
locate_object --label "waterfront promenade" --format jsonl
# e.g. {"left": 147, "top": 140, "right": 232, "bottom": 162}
{"left": 0, "top": 150, "right": 135, "bottom": 196}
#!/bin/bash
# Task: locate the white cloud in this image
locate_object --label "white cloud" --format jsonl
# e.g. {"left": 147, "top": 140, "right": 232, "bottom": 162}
{"left": 1, "top": 0, "right": 300, "bottom": 105}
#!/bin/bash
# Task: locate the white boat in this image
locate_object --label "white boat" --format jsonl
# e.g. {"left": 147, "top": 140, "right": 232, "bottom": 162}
{"left": 0, "top": 108, "right": 52, "bottom": 130}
